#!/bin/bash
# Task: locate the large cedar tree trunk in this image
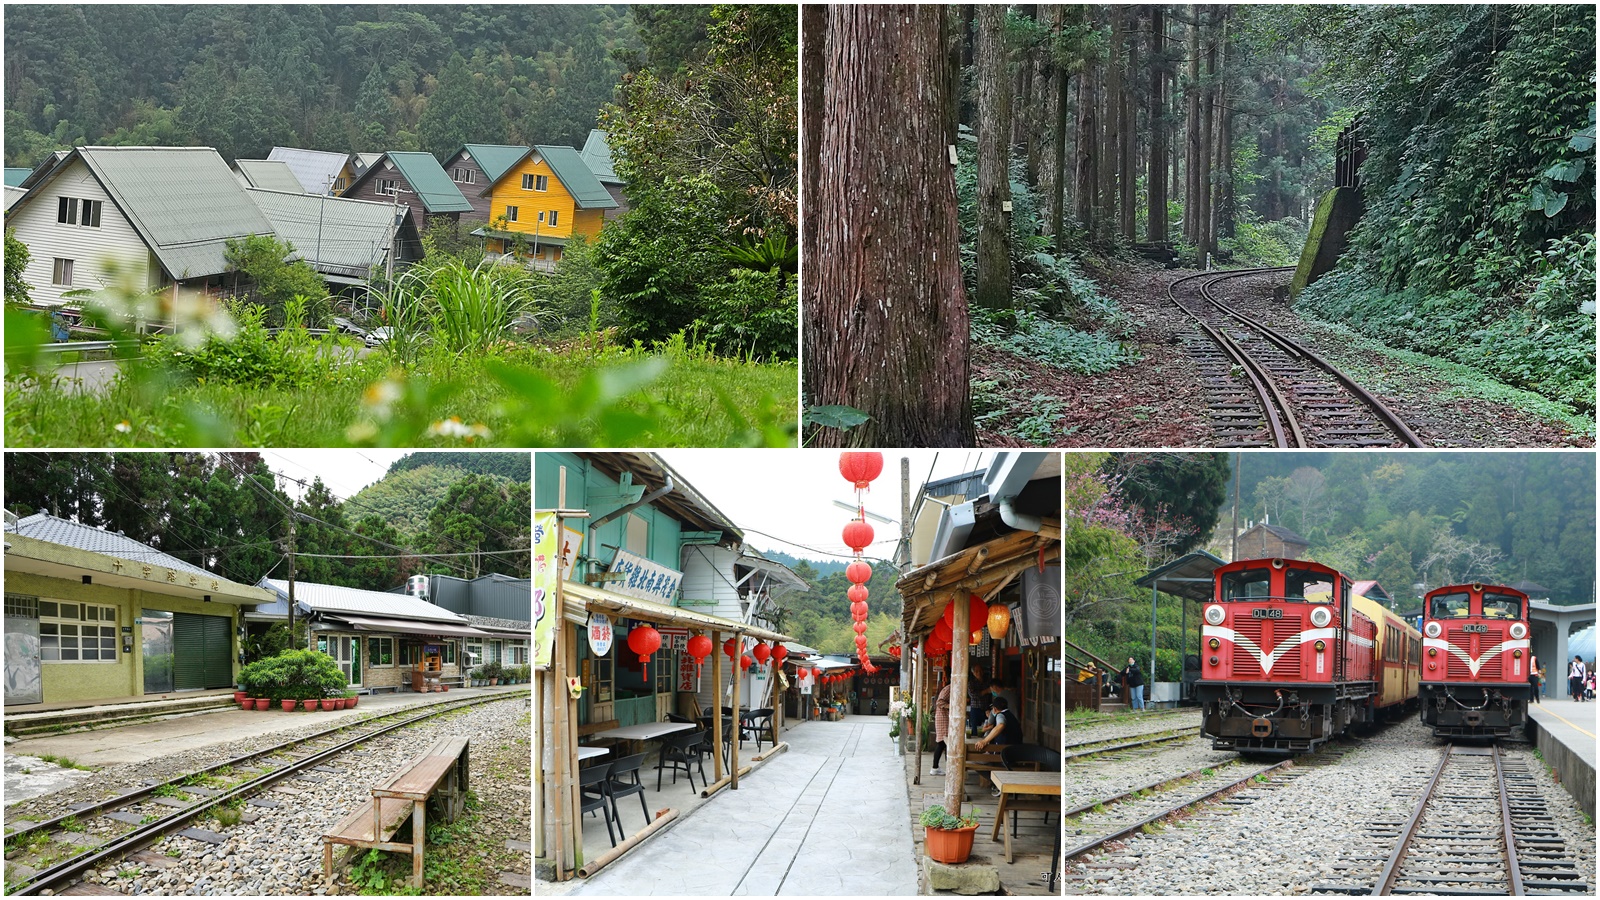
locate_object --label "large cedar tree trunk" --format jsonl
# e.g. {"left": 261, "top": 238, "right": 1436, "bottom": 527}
{"left": 1075, "top": 66, "right": 1098, "bottom": 234}
{"left": 1101, "top": 8, "right": 1122, "bottom": 243}
{"left": 1184, "top": 5, "right": 1201, "bottom": 244}
{"left": 1147, "top": 5, "right": 1168, "bottom": 244}
{"left": 1050, "top": 6, "right": 1071, "bottom": 243}
{"left": 801, "top": 6, "right": 827, "bottom": 275}
{"left": 1119, "top": 7, "right": 1138, "bottom": 241}
{"left": 975, "top": 4, "right": 1013, "bottom": 309}
{"left": 804, "top": 5, "right": 974, "bottom": 447}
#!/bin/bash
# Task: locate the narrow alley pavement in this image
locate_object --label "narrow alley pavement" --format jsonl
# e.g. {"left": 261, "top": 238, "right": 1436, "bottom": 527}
{"left": 566, "top": 714, "right": 918, "bottom": 896}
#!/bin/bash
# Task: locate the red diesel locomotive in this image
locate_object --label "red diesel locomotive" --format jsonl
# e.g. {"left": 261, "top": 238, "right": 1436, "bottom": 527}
{"left": 1196, "top": 557, "right": 1420, "bottom": 753}
{"left": 1419, "top": 583, "right": 1533, "bottom": 738}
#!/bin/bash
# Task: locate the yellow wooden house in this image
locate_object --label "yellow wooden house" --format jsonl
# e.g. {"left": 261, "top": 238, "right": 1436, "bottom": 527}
{"left": 474, "top": 145, "right": 618, "bottom": 270}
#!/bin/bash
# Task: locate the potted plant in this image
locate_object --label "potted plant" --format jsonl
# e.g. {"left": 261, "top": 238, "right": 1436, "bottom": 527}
{"left": 253, "top": 697, "right": 271, "bottom": 711}
{"left": 485, "top": 661, "right": 503, "bottom": 685}
{"left": 345, "top": 690, "right": 359, "bottom": 708}
{"left": 919, "top": 805, "right": 981, "bottom": 864}
{"left": 234, "top": 686, "right": 248, "bottom": 704}
{"left": 280, "top": 696, "right": 297, "bottom": 712}
{"left": 303, "top": 698, "right": 319, "bottom": 711}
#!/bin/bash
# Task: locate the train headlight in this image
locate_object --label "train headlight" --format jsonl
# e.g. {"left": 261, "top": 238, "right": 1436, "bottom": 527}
{"left": 1209, "top": 656, "right": 1219, "bottom": 667}
{"left": 1310, "top": 607, "right": 1332, "bottom": 628}
{"left": 1510, "top": 623, "right": 1527, "bottom": 640}
{"left": 1271, "top": 558, "right": 1286, "bottom": 570}
{"left": 1513, "top": 649, "right": 1522, "bottom": 658}
{"left": 1428, "top": 647, "right": 1437, "bottom": 657}
{"left": 1204, "top": 605, "right": 1226, "bottom": 626}
{"left": 1314, "top": 640, "right": 1326, "bottom": 652}
{"left": 1209, "top": 638, "right": 1220, "bottom": 650}
{"left": 1424, "top": 621, "right": 1442, "bottom": 638}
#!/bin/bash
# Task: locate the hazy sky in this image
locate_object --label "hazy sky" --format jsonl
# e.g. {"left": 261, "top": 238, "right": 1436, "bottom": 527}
{"left": 657, "top": 450, "right": 1003, "bottom": 561}
{"left": 264, "top": 450, "right": 412, "bottom": 500}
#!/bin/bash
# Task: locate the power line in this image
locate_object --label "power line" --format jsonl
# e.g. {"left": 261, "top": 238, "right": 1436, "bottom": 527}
{"left": 293, "top": 548, "right": 529, "bottom": 560}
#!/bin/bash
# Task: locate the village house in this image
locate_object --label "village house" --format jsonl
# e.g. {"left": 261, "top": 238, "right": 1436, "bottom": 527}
{"left": 579, "top": 129, "right": 628, "bottom": 219}
{"left": 340, "top": 150, "right": 473, "bottom": 233}
{"left": 250, "top": 579, "right": 494, "bottom": 693}
{"left": 395, "top": 573, "right": 532, "bottom": 670}
{"left": 266, "top": 146, "right": 359, "bottom": 194}
{"left": 3, "top": 512, "right": 276, "bottom": 708}
{"left": 5, "top": 146, "right": 277, "bottom": 308}
{"left": 476, "top": 145, "right": 617, "bottom": 271}
{"left": 245, "top": 187, "right": 420, "bottom": 290}
{"left": 232, "top": 159, "right": 310, "bottom": 193}
{"left": 438, "top": 143, "right": 530, "bottom": 222}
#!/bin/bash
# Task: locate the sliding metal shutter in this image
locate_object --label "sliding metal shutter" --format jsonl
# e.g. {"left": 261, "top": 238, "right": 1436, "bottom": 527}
{"left": 173, "top": 613, "right": 234, "bottom": 690}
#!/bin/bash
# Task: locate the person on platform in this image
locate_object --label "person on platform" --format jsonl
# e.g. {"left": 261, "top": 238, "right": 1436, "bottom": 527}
{"left": 1122, "top": 657, "right": 1146, "bottom": 711}
{"left": 1529, "top": 654, "right": 1541, "bottom": 704}
{"left": 975, "top": 696, "right": 1022, "bottom": 795}
{"left": 1568, "top": 655, "right": 1586, "bottom": 702}
{"left": 931, "top": 675, "right": 951, "bottom": 776}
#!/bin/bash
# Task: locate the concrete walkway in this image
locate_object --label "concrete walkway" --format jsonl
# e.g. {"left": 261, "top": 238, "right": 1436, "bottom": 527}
{"left": 568, "top": 715, "right": 917, "bottom": 896}
{"left": 1526, "top": 696, "right": 1596, "bottom": 817}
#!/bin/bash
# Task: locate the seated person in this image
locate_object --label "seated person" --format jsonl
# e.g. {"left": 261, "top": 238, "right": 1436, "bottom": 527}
{"left": 974, "top": 696, "right": 1021, "bottom": 751}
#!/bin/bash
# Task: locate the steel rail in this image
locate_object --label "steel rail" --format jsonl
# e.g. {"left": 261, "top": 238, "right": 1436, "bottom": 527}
{"left": 1064, "top": 758, "right": 1293, "bottom": 861}
{"left": 1372, "top": 744, "right": 1453, "bottom": 895}
{"left": 1063, "top": 727, "right": 1203, "bottom": 760}
{"left": 1065, "top": 759, "right": 1244, "bottom": 819}
{"left": 10, "top": 692, "right": 523, "bottom": 896}
{"left": 1494, "top": 745, "right": 1526, "bottom": 896}
{"left": 1166, "top": 269, "right": 1293, "bottom": 447}
{"left": 1198, "top": 268, "right": 1426, "bottom": 448}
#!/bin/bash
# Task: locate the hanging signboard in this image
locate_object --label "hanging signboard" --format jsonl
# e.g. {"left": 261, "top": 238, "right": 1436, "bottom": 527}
{"left": 676, "top": 648, "right": 698, "bottom": 692}
{"left": 533, "top": 512, "right": 560, "bottom": 669}
{"left": 656, "top": 626, "right": 689, "bottom": 652}
{"left": 586, "top": 613, "right": 613, "bottom": 656}
{"left": 607, "top": 550, "right": 684, "bottom": 604}
{"left": 560, "top": 526, "right": 584, "bottom": 581}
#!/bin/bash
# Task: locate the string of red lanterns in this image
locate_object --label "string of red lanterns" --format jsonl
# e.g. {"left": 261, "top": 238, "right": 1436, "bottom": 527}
{"left": 838, "top": 452, "right": 884, "bottom": 674}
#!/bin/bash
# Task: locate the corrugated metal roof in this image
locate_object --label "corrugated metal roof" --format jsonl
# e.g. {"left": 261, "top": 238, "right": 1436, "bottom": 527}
{"left": 260, "top": 578, "right": 470, "bottom": 623}
{"left": 4, "top": 185, "right": 25, "bottom": 211}
{"left": 267, "top": 146, "right": 351, "bottom": 194}
{"left": 383, "top": 152, "right": 473, "bottom": 213}
{"left": 534, "top": 145, "right": 617, "bottom": 209}
{"left": 465, "top": 614, "right": 531, "bottom": 633}
{"left": 460, "top": 144, "right": 529, "bottom": 185}
{"left": 76, "top": 147, "right": 275, "bottom": 280}
{"left": 235, "top": 159, "right": 308, "bottom": 193}
{"left": 247, "top": 188, "right": 396, "bottom": 279}
{"left": 6, "top": 513, "right": 220, "bottom": 581}
{"left": 4, "top": 167, "right": 29, "bottom": 187}
{"left": 579, "top": 130, "right": 621, "bottom": 185}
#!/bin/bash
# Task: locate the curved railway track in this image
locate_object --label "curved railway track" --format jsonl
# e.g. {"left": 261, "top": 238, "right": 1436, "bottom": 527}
{"left": 1167, "top": 267, "right": 1425, "bottom": 448}
{"left": 1311, "top": 744, "right": 1591, "bottom": 896}
{"left": 5, "top": 692, "right": 524, "bottom": 896}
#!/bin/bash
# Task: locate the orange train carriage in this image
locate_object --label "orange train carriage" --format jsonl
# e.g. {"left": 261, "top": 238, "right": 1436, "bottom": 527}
{"left": 1419, "top": 583, "right": 1533, "bottom": 738}
{"left": 1195, "top": 558, "right": 1420, "bottom": 753}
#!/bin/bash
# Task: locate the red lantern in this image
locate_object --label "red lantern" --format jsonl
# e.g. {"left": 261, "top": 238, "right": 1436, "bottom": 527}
{"left": 851, "top": 600, "right": 869, "bottom": 620}
{"left": 811, "top": 666, "right": 822, "bottom": 680}
{"left": 687, "top": 633, "right": 713, "bottom": 674}
{"left": 932, "top": 618, "right": 952, "bottom": 643}
{"left": 940, "top": 594, "right": 990, "bottom": 631}
{"left": 842, "top": 518, "right": 874, "bottom": 553}
{"left": 752, "top": 642, "right": 772, "bottom": 667}
{"left": 723, "top": 637, "right": 739, "bottom": 660}
{"left": 888, "top": 645, "right": 902, "bottom": 659}
{"left": 839, "top": 452, "right": 885, "bottom": 489}
{"left": 847, "top": 583, "right": 869, "bottom": 604}
{"left": 626, "top": 624, "right": 662, "bottom": 665}
{"left": 846, "top": 560, "right": 873, "bottom": 585}
{"left": 853, "top": 621, "right": 869, "bottom": 635}
{"left": 771, "top": 644, "right": 789, "bottom": 667}
{"left": 740, "top": 654, "right": 753, "bottom": 671}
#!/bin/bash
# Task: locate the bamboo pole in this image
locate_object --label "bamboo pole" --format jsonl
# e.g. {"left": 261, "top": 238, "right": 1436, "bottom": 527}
{"left": 699, "top": 765, "right": 754, "bottom": 799}
{"left": 946, "top": 593, "right": 970, "bottom": 815}
{"left": 751, "top": 741, "right": 788, "bottom": 762}
{"left": 730, "top": 632, "right": 743, "bottom": 789}
{"left": 711, "top": 629, "right": 724, "bottom": 783}
{"left": 575, "top": 809, "right": 680, "bottom": 878}
{"left": 547, "top": 468, "right": 575, "bottom": 878}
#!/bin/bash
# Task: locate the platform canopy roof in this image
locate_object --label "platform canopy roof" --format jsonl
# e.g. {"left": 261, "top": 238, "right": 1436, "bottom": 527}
{"left": 1133, "top": 550, "right": 1227, "bottom": 603}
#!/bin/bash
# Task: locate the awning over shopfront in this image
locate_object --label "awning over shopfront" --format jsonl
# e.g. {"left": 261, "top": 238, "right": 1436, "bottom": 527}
{"left": 561, "top": 581, "right": 793, "bottom": 644}
{"left": 897, "top": 527, "right": 1060, "bottom": 637}
{"left": 330, "top": 614, "right": 494, "bottom": 639}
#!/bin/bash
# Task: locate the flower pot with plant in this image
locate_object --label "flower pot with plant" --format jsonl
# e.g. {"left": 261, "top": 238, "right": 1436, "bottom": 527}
{"left": 303, "top": 698, "right": 319, "bottom": 711}
{"left": 253, "top": 698, "right": 271, "bottom": 710}
{"left": 280, "top": 698, "right": 297, "bottom": 712}
{"left": 919, "top": 805, "right": 981, "bottom": 864}
{"left": 346, "top": 691, "right": 359, "bottom": 708}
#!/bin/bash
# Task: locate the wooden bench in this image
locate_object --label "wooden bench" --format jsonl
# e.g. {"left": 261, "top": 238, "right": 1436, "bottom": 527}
{"left": 321, "top": 739, "right": 470, "bottom": 890}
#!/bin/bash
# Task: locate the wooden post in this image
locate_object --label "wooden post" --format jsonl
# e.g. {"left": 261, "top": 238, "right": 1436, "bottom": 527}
{"left": 945, "top": 593, "right": 970, "bottom": 815}
{"left": 711, "top": 629, "right": 724, "bottom": 783}
{"left": 730, "top": 633, "right": 743, "bottom": 789}
{"left": 545, "top": 468, "right": 573, "bottom": 878}
{"left": 913, "top": 636, "right": 927, "bottom": 784}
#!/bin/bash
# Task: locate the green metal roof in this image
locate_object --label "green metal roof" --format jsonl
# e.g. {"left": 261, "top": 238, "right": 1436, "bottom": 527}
{"left": 43, "top": 147, "right": 275, "bottom": 280}
{"left": 460, "top": 144, "right": 530, "bottom": 185}
{"left": 235, "top": 159, "right": 308, "bottom": 193}
{"left": 247, "top": 188, "right": 399, "bottom": 280}
{"left": 534, "top": 145, "right": 618, "bottom": 210}
{"left": 469, "top": 226, "right": 568, "bottom": 247}
{"left": 4, "top": 168, "right": 29, "bottom": 187}
{"left": 580, "top": 130, "right": 622, "bottom": 185}
{"left": 383, "top": 152, "right": 473, "bottom": 213}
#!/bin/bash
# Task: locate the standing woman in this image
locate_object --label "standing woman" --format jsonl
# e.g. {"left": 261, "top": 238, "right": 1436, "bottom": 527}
{"left": 931, "top": 670, "right": 952, "bottom": 776}
{"left": 1568, "top": 655, "right": 1586, "bottom": 702}
{"left": 1529, "top": 653, "right": 1541, "bottom": 704}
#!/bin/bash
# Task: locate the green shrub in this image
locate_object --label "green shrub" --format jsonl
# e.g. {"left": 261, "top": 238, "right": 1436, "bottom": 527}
{"left": 146, "top": 301, "right": 352, "bottom": 389}
{"left": 972, "top": 308, "right": 1138, "bottom": 376}
{"left": 691, "top": 267, "right": 796, "bottom": 361}
{"left": 237, "top": 649, "right": 349, "bottom": 702}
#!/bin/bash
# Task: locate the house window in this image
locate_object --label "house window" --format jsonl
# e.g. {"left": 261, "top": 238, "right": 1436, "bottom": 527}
{"left": 367, "top": 636, "right": 394, "bottom": 667}
{"left": 654, "top": 646, "right": 673, "bottom": 693}
{"left": 399, "top": 642, "right": 419, "bottom": 666}
{"left": 536, "top": 174, "right": 549, "bottom": 191}
{"left": 442, "top": 642, "right": 456, "bottom": 665}
{"left": 537, "top": 211, "right": 545, "bottom": 223}
{"left": 505, "top": 206, "right": 518, "bottom": 223}
{"left": 57, "top": 197, "right": 77, "bottom": 225}
{"left": 38, "top": 600, "right": 117, "bottom": 662}
{"left": 379, "top": 178, "right": 398, "bottom": 196}
{"left": 453, "top": 168, "right": 474, "bottom": 184}
{"left": 51, "top": 258, "right": 74, "bottom": 286}
{"left": 511, "top": 643, "right": 527, "bottom": 666}
{"left": 549, "top": 210, "right": 559, "bottom": 227}
{"left": 80, "top": 199, "right": 102, "bottom": 228}
{"left": 466, "top": 640, "right": 483, "bottom": 670}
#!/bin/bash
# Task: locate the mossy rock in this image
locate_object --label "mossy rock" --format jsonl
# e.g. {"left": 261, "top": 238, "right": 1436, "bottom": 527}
{"left": 1291, "top": 186, "right": 1363, "bottom": 299}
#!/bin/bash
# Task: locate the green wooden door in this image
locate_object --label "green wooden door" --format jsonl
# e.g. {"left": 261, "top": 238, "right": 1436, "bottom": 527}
{"left": 173, "top": 613, "right": 233, "bottom": 690}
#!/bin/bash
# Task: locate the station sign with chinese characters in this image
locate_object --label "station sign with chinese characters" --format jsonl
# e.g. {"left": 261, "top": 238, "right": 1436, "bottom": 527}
{"left": 108, "top": 557, "right": 222, "bottom": 593}
{"left": 607, "top": 550, "right": 684, "bottom": 604}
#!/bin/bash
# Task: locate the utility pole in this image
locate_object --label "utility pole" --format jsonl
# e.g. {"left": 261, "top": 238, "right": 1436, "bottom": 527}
{"left": 897, "top": 455, "right": 911, "bottom": 757}
{"left": 285, "top": 513, "right": 298, "bottom": 646}
{"left": 1231, "top": 451, "right": 1241, "bottom": 563}
{"left": 386, "top": 187, "right": 413, "bottom": 283}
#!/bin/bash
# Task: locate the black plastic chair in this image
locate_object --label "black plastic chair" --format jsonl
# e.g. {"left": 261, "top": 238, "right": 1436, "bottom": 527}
{"left": 741, "top": 708, "right": 774, "bottom": 752}
{"left": 605, "top": 752, "right": 650, "bottom": 830}
{"left": 655, "top": 729, "right": 705, "bottom": 791}
{"left": 578, "top": 762, "right": 617, "bottom": 847}
{"left": 1000, "top": 743, "right": 1061, "bottom": 837}
{"left": 665, "top": 712, "right": 695, "bottom": 725}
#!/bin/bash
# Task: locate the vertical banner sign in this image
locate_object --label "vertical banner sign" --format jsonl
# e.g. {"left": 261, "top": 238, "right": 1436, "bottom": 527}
{"left": 677, "top": 648, "right": 698, "bottom": 692}
{"left": 533, "top": 512, "right": 560, "bottom": 669}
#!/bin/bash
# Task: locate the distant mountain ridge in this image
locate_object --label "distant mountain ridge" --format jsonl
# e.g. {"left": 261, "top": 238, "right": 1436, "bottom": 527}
{"left": 759, "top": 548, "right": 846, "bottom": 578}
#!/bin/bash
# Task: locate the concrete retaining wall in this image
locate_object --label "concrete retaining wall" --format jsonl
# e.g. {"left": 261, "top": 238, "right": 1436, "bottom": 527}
{"left": 1526, "top": 717, "right": 1595, "bottom": 819}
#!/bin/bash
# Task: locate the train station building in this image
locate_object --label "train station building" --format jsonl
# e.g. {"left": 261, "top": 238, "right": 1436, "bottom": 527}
{"left": 3, "top": 512, "right": 276, "bottom": 708}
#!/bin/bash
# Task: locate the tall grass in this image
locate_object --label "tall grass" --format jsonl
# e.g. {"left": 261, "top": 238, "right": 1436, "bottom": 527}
{"left": 375, "top": 258, "right": 537, "bottom": 361}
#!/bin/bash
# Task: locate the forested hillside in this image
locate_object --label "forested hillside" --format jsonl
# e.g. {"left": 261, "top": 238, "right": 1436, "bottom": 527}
{"left": 4, "top": 5, "right": 635, "bottom": 163}
{"left": 2, "top": 452, "right": 530, "bottom": 587}
{"left": 1064, "top": 452, "right": 1594, "bottom": 680}
{"left": 387, "top": 452, "right": 530, "bottom": 483}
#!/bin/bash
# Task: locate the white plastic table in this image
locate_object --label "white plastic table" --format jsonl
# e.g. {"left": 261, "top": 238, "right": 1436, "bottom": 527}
{"left": 577, "top": 745, "right": 610, "bottom": 761}
{"left": 587, "top": 721, "right": 695, "bottom": 741}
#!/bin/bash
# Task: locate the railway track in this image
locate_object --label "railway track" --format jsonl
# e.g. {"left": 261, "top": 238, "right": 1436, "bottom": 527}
{"left": 1311, "top": 744, "right": 1591, "bottom": 896}
{"left": 1167, "top": 267, "right": 1425, "bottom": 448}
{"left": 4, "top": 692, "right": 523, "bottom": 896}
{"left": 1064, "top": 726, "right": 1203, "bottom": 760}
